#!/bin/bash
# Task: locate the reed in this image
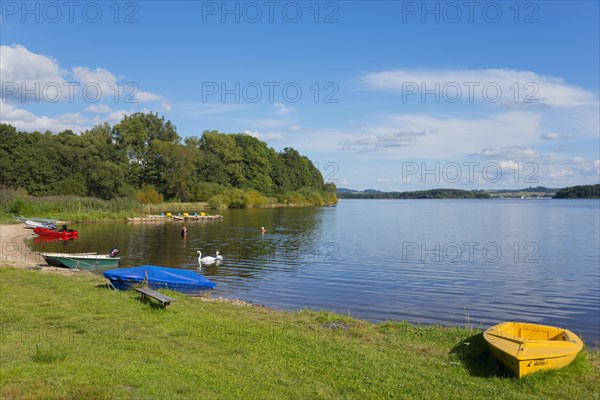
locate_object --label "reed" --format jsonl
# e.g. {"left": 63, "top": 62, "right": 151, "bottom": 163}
{"left": 0, "top": 188, "right": 142, "bottom": 221}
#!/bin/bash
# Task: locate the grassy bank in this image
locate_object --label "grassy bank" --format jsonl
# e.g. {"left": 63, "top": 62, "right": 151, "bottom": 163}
{"left": 0, "top": 189, "right": 334, "bottom": 223}
{"left": 0, "top": 268, "right": 597, "bottom": 399}
{"left": 1, "top": 191, "right": 143, "bottom": 223}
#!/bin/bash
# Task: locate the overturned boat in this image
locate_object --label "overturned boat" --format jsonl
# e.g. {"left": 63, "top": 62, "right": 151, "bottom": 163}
{"left": 103, "top": 265, "right": 216, "bottom": 294}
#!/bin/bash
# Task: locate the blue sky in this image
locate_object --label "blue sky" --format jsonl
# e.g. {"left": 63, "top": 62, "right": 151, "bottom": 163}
{"left": 1, "top": 1, "right": 599, "bottom": 190}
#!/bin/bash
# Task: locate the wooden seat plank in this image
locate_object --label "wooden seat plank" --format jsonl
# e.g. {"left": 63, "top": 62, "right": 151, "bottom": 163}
{"left": 135, "top": 287, "right": 175, "bottom": 308}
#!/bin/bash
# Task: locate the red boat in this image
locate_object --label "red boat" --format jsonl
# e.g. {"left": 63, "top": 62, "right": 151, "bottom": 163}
{"left": 33, "top": 236, "right": 78, "bottom": 244}
{"left": 34, "top": 227, "right": 78, "bottom": 237}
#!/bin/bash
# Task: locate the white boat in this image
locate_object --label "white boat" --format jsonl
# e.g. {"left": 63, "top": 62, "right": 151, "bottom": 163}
{"left": 14, "top": 216, "right": 57, "bottom": 224}
{"left": 38, "top": 252, "right": 98, "bottom": 257}
{"left": 25, "top": 220, "right": 56, "bottom": 229}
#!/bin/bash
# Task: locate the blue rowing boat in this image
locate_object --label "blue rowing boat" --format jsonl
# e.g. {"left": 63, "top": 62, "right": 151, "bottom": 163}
{"left": 103, "top": 265, "right": 216, "bottom": 294}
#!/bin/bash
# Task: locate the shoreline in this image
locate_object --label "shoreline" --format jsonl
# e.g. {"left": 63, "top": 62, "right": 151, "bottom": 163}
{"left": 1, "top": 267, "right": 598, "bottom": 399}
{"left": 0, "top": 223, "right": 260, "bottom": 302}
{"left": 0, "top": 223, "right": 95, "bottom": 276}
{"left": 0, "top": 223, "right": 42, "bottom": 268}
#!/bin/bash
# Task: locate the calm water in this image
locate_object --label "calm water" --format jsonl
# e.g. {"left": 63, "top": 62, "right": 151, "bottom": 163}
{"left": 31, "top": 199, "right": 600, "bottom": 343}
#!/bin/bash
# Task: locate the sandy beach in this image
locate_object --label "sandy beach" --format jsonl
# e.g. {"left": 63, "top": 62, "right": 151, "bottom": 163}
{"left": 0, "top": 223, "right": 43, "bottom": 268}
{"left": 0, "top": 224, "right": 91, "bottom": 275}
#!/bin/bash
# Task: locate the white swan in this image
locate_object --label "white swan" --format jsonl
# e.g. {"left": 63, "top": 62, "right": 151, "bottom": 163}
{"left": 215, "top": 251, "right": 223, "bottom": 261}
{"left": 197, "top": 250, "right": 217, "bottom": 264}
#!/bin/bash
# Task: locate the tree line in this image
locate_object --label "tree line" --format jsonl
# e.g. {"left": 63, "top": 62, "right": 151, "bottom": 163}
{"left": 553, "top": 184, "right": 600, "bottom": 199}
{"left": 337, "top": 188, "right": 491, "bottom": 199}
{"left": 0, "top": 112, "right": 336, "bottom": 208}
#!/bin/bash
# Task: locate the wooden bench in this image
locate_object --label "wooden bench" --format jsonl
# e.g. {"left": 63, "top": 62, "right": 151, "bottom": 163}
{"left": 135, "top": 287, "right": 175, "bottom": 309}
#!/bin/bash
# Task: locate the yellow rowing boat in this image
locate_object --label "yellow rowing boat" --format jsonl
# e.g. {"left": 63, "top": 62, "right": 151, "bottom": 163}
{"left": 483, "top": 321, "right": 583, "bottom": 378}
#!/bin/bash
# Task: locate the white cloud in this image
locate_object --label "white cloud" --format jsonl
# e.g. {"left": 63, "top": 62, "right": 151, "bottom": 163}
{"left": 0, "top": 44, "right": 64, "bottom": 84}
{"left": 136, "top": 90, "right": 163, "bottom": 103}
{"left": 0, "top": 45, "right": 170, "bottom": 132}
{"left": 336, "top": 111, "right": 542, "bottom": 159}
{"left": 377, "top": 177, "right": 401, "bottom": 184}
{"left": 476, "top": 146, "right": 540, "bottom": 159}
{"left": 106, "top": 109, "right": 138, "bottom": 124}
{"left": 340, "top": 130, "right": 429, "bottom": 152}
{"left": 0, "top": 103, "right": 88, "bottom": 132}
{"left": 273, "top": 102, "right": 294, "bottom": 115}
{"left": 363, "top": 68, "right": 598, "bottom": 108}
{"left": 84, "top": 104, "right": 113, "bottom": 114}
{"left": 72, "top": 67, "right": 163, "bottom": 104}
{"left": 243, "top": 130, "right": 283, "bottom": 142}
{"left": 242, "top": 117, "right": 294, "bottom": 130}
{"left": 264, "top": 132, "right": 283, "bottom": 141}
{"left": 288, "top": 124, "right": 302, "bottom": 131}
{"left": 539, "top": 131, "right": 573, "bottom": 140}
{"left": 0, "top": 44, "right": 66, "bottom": 102}
{"left": 547, "top": 168, "right": 574, "bottom": 180}
{"left": 71, "top": 66, "right": 117, "bottom": 90}
{"left": 178, "top": 103, "right": 251, "bottom": 116}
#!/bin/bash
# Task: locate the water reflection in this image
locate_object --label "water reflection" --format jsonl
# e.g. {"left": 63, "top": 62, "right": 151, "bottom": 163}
{"left": 29, "top": 200, "right": 600, "bottom": 344}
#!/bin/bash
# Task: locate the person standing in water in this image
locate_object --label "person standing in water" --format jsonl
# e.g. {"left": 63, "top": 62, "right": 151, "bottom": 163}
{"left": 182, "top": 226, "right": 188, "bottom": 238}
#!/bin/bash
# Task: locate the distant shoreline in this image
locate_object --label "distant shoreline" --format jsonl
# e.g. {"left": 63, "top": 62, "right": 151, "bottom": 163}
{"left": 337, "top": 184, "right": 600, "bottom": 200}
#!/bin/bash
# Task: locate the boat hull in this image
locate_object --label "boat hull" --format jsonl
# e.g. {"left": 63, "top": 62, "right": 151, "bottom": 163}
{"left": 33, "top": 236, "right": 77, "bottom": 244}
{"left": 42, "top": 255, "right": 119, "bottom": 269}
{"left": 39, "top": 252, "right": 97, "bottom": 267}
{"left": 34, "top": 227, "right": 78, "bottom": 237}
{"left": 483, "top": 322, "right": 584, "bottom": 378}
{"left": 108, "top": 280, "right": 212, "bottom": 294}
{"left": 14, "top": 216, "right": 57, "bottom": 224}
{"left": 103, "top": 265, "right": 216, "bottom": 294}
{"left": 25, "top": 220, "right": 56, "bottom": 229}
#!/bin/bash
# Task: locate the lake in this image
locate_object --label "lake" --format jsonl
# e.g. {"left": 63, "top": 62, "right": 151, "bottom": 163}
{"left": 31, "top": 199, "right": 600, "bottom": 343}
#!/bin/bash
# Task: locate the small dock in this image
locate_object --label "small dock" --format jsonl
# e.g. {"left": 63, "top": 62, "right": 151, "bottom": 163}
{"left": 127, "top": 213, "right": 223, "bottom": 223}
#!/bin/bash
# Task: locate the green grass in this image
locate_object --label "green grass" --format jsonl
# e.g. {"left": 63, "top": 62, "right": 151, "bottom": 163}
{"left": 0, "top": 212, "right": 20, "bottom": 224}
{"left": 1, "top": 191, "right": 144, "bottom": 222}
{"left": 0, "top": 268, "right": 598, "bottom": 400}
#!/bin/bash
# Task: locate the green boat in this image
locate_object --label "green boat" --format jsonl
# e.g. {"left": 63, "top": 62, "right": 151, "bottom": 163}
{"left": 41, "top": 253, "right": 120, "bottom": 269}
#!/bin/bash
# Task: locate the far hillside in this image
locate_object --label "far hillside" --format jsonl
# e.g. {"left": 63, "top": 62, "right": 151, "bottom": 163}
{"left": 553, "top": 184, "right": 600, "bottom": 199}
{"left": 337, "top": 188, "right": 490, "bottom": 199}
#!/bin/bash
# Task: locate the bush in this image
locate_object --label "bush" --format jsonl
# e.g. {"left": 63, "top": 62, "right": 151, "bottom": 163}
{"left": 208, "top": 194, "right": 230, "bottom": 209}
{"left": 281, "top": 191, "right": 307, "bottom": 205}
{"left": 299, "top": 188, "right": 324, "bottom": 205}
{"left": 191, "top": 182, "right": 228, "bottom": 202}
{"left": 244, "top": 189, "right": 267, "bottom": 207}
{"left": 225, "top": 188, "right": 247, "bottom": 208}
{"left": 135, "top": 186, "right": 164, "bottom": 205}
